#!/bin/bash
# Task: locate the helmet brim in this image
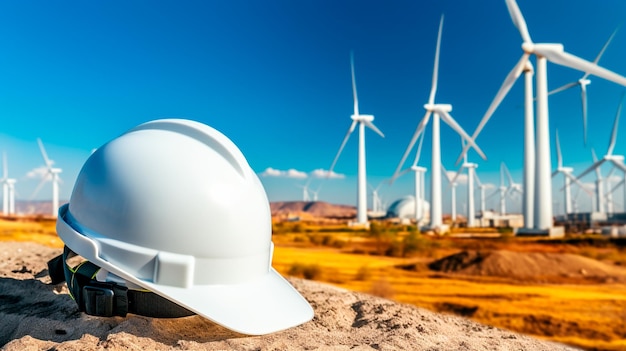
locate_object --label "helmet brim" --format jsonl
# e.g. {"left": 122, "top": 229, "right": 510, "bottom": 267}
{"left": 57, "top": 205, "right": 314, "bottom": 335}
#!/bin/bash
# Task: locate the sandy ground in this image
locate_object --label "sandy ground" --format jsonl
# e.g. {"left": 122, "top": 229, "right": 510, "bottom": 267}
{"left": 0, "top": 241, "right": 580, "bottom": 351}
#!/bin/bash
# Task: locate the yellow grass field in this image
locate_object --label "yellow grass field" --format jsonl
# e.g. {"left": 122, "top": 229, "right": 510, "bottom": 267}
{"left": 2, "top": 218, "right": 626, "bottom": 351}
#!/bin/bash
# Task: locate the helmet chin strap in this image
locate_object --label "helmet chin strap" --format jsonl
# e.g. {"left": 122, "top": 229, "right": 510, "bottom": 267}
{"left": 48, "top": 246, "right": 194, "bottom": 318}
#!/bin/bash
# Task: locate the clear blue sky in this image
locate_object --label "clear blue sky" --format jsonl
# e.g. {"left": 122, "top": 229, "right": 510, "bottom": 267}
{"left": 1, "top": 0, "right": 626, "bottom": 214}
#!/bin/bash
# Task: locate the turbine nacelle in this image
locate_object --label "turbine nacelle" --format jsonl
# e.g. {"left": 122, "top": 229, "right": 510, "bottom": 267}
{"left": 424, "top": 103, "right": 452, "bottom": 112}
{"left": 558, "top": 167, "right": 574, "bottom": 174}
{"left": 579, "top": 78, "right": 591, "bottom": 86}
{"left": 411, "top": 165, "right": 427, "bottom": 172}
{"left": 521, "top": 42, "right": 564, "bottom": 55}
{"left": 605, "top": 155, "right": 625, "bottom": 162}
{"left": 351, "top": 114, "right": 374, "bottom": 122}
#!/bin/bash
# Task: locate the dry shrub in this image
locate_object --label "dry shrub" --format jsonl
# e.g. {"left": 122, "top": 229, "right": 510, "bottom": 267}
{"left": 369, "top": 278, "right": 394, "bottom": 299}
{"left": 355, "top": 265, "right": 371, "bottom": 281}
{"left": 288, "top": 262, "right": 322, "bottom": 280}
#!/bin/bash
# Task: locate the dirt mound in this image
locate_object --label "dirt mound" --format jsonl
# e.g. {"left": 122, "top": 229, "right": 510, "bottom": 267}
{"left": 271, "top": 201, "right": 356, "bottom": 218}
{"left": 429, "top": 250, "right": 626, "bottom": 283}
{"left": 0, "top": 242, "right": 576, "bottom": 350}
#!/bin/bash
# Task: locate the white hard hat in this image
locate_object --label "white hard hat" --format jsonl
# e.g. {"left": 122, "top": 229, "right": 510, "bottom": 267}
{"left": 53, "top": 118, "right": 313, "bottom": 335}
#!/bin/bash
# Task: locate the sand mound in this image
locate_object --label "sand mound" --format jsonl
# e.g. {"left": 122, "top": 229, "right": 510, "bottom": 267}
{"left": 0, "top": 242, "right": 578, "bottom": 350}
{"left": 429, "top": 250, "right": 626, "bottom": 283}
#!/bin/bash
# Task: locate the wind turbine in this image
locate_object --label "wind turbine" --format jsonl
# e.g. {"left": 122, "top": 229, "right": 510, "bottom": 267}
{"left": 296, "top": 178, "right": 312, "bottom": 202}
{"left": 588, "top": 149, "right": 606, "bottom": 213}
{"left": 474, "top": 171, "right": 492, "bottom": 215}
{"left": 1, "top": 152, "right": 16, "bottom": 215}
{"left": 502, "top": 162, "right": 523, "bottom": 206}
{"left": 309, "top": 186, "right": 320, "bottom": 202}
{"left": 575, "top": 94, "right": 626, "bottom": 204}
{"left": 460, "top": 0, "right": 626, "bottom": 231}
{"left": 605, "top": 168, "right": 617, "bottom": 214}
{"left": 394, "top": 130, "right": 428, "bottom": 224}
{"left": 607, "top": 173, "right": 626, "bottom": 213}
{"left": 452, "top": 139, "right": 478, "bottom": 227}
{"left": 547, "top": 27, "right": 620, "bottom": 145}
{"left": 328, "top": 52, "right": 384, "bottom": 225}
{"left": 487, "top": 163, "right": 510, "bottom": 216}
{"left": 551, "top": 129, "right": 590, "bottom": 214}
{"left": 369, "top": 180, "right": 387, "bottom": 214}
{"left": 391, "top": 14, "right": 486, "bottom": 231}
{"left": 34, "top": 138, "right": 62, "bottom": 217}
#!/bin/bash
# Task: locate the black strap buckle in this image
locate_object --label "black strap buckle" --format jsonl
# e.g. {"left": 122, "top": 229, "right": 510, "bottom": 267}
{"left": 83, "top": 283, "right": 123, "bottom": 317}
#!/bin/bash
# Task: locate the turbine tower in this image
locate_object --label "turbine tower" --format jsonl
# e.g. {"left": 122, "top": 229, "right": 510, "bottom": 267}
{"left": 35, "top": 138, "right": 62, "bottom": 217}
{"left": 498, "top": 163, "right": 508, "bottom": 215}
{"left": 460, "top": 0, "right": 626, "bottom": 232}
{"left": 441, "top": 164, "right": 458, "bottom": 223}
{"left": 328, "top": 52, "right": 384, "bottom": 225}
{"left": 1, "top": 152, "right": 16, "bottom": 215}
{"left": 391, "top": 14, "right": 485, "bottom": 231}
{"left": 551, "top": 129, "right": 588, "bottom": 214}
{"left": 547, "top": 27, "right": 620, "bottom": 145}
{"left": 453, "top": 139, "right": 478, "bottom": 227}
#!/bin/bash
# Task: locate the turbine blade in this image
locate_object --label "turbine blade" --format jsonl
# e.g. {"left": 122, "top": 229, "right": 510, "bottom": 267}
{"left": 610, "top": 159, "right": 626, "bottom": 173}
{"left": 606, "top": 165, "right": 616, "bottom": 179}
{"left": 551, "top": 170, "right": 559, "bottom": 178}
{"left": 608, "top": 178, "right": 625, "bottom": 195}
{"left": 565, "top": 172, "right": 593, "bottom": 196}
{"left": 391, "top": 111, "right": 432, "bottom": 182}
{"left": 503, "top": 163, "right": 514, "bottom": 185}
{"left": 581, "top": 83, "right": 588, "bottom": 145}
{"left": 505, "top": 0, "right": 532, "bottom": 43}
{"left": 329, "top": 121, "right": 357, "bottom": 174}
{"left": 576, "top": 159, "right": 606, "bottom": 180}
{"left": 350, "top": 51, "right": 359, "bottom": 116}
{"left": 555, "top": 129, "right": 563, "bottom": 168}
{"left": 428, "top": 14, "right": 444, "bottom": 105}
{"left": 29, "top": 177, "right": 47, "bottom": 201}
{"left": 363, "top": 120, "right": 385, "bottom": 138}
{"left": 412, "top": 131, "right": 426, "bottom": 167}
{"left": 474, "top": 172, "right": 483, "bottom": 187}
{"left": 394, "top": 167, "right": 412, "bottom": 181}
{"left": 451, "top": 164, "right": 464, "bottom": 185}
{"left": 535, "top": 47, "right": 626, "bottom": 88}
{"left": 438, "top": 110, "right": 486, "bottom": 160}
{"left": 440, "top": 163, "right": 449, "bottom": 180}
{"left": 455, "top": 54, "right": 529, "bottom": 165}
{"left": 37, "top": 138, "right": 52, "bottom": 169}
{"left": 607, "top": 92, "right": 625, "bottom": 156}
{"left": 461, "top": 138, "right": 468, "bottom": 164}
{"left": 591, "top": 148, "right": 598, "bottom": 163}
{"left": 546, "top": 81, "right": 578, "bottom": 96}
{"left": 584, "top": 25, "right": 621, "bottom": 79}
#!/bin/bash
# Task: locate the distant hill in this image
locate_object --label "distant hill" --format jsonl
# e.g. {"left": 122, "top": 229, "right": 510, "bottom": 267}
{"left": 7, "top": 200, "right": 355, "bottom": 220}
{"left": 270, "top": 201, "right": 356, "bottom": 219}
{"left": 13, "top": 200, "right": 69, "bottom": 217}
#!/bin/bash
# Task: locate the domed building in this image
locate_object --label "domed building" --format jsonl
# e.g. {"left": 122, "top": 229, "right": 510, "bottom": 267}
{"left": 386, "top": 196, "right": 430, "bottom": 224}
